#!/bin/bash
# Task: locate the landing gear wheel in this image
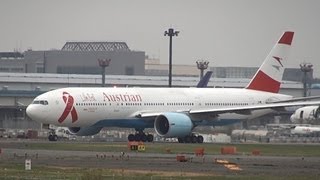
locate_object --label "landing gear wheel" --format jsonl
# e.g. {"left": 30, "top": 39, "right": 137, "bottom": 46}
{"left": 147, "top": 134, "right": 154, "bottom": 142}
{"left": 128, "top": 134, "right": 135, "bottom": 141}
{"left": 197, "top": 135, "right": 204, "bottom": 143}
{"left": 48, "top": 135, "right": 53, "bottom": 141}
{"left": 141, "top": 134, "right": 147, "bottom": 142}
{"left": 184, "top": 136, "right": 192, "bottom": 143}
{"left": 48, "top": 134, "right": 58, "bottom": 141}
{"left": 178, "top": 137, "right": 184, "bottom": 143}
{"left": 191, "top": 136, "right": 198, "bottom": 143}
{"left": 128, "top": 131, "right": 154, "bottom": 142}
{"left": 179, "top": 135, "right": 204, "bottom": 143}
{"left": 53, "top": 135, "right": 58, "bottom": 141}
{"left": 134, "top": 134, "right": 141, "bottom": 141}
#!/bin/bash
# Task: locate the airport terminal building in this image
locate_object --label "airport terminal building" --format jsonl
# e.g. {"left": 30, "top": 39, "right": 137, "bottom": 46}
{"left": 0, "top": 40, "right": 311, "bottom": 82}
{"left": 0, "top": 41, "right": 145, "bottom": 75}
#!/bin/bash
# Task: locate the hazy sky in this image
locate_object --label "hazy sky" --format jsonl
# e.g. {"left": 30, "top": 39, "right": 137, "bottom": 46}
{"left": 1, "top": 0, "right": 320, "bottom": 77}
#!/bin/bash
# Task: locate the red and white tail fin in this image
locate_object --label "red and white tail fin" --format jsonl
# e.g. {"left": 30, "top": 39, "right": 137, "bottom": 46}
{"left": 246, "top": 31, "right": 294, "bottom": 93}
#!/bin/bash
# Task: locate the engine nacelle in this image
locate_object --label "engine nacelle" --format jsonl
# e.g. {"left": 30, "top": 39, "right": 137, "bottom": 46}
{"left": 154, "top": 112, "right": 193, "bottom": 138}
{"left": 290, "top": 106, "right": 320, "bottom": 124}
{"left": 68, "top": 126, "right": 103, "bottom": 136}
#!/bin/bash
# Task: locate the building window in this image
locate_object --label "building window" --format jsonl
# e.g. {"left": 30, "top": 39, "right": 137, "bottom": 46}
{"left": 36, "top": 67, "right": 44, "bottom": 73}
{"left": 11, "top": 67, "right": 24, "bottom": 72}
{"left": 0, "top": 67, "right": 10, "bottom": 72}
{"left": 125, "top": 66, "right": 134, "bottom": 75}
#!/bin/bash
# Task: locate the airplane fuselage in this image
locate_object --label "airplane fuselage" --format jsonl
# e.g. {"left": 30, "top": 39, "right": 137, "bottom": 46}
{"left": 27, "top": 87, "right": 292, "bottom": 128}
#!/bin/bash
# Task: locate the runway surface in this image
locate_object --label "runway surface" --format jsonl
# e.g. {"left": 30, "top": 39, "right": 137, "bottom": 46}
{"left": 1, "top": 140, "right": 320, "bottom": 178}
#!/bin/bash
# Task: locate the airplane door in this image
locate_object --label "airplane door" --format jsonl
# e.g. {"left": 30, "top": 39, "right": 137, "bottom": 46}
{"left": 300, "top": 110, "right": 304, "bottom": 119}
{"left": 194, "top": 95, "right": 202, "bottom": 107}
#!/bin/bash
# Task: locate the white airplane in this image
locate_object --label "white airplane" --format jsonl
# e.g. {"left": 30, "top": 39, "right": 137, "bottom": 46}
{"left": 26, "top": 31, "right": 320, "bottom": 143}
{"left": 290, "top": 105, "right": 320, "bottom": 124}
{"left": 291, "top": 125, "right": 320, "bottom": 135}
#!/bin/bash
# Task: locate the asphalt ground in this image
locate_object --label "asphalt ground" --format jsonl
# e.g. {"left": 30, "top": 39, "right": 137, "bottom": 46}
{"left": 0, "top": 140, "right": 320, "bottom": 178}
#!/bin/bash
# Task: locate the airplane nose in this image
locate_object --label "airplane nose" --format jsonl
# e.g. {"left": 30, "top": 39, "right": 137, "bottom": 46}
{"left": 26, "top": 105, "right": 48, "bottom": 122}
{"left": 26, "top": 105, "right": 35, "bottom": 120}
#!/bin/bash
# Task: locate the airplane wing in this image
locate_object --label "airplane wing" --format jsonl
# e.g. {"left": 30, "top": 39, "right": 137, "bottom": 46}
{"left": 135, "top": 109, "right": 190, "bottom": 118}
{"left": 269, "top": 96, "right": 320, "bottom": 103}
{"left": 135, "top": 111, "right": 165, "bottom": 118}
{"left": 136, "top": 101, "right": 320, "bottom": 118}
{"left": 189, "top": 101, "right": 320, "bottom": 115}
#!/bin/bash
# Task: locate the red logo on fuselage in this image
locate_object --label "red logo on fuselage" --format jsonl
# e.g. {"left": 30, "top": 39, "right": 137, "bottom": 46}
{"left": 58, "top": 92, "right": 78, "bottom": 123}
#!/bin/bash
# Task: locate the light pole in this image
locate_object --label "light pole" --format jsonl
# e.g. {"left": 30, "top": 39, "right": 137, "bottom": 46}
{"left": 164, "top": 28, "right": 179, "bottom": 87}
{"left": 98, "top": 58, "right": 111, "bottom": 87}
{"left": 300, "top": 62, "right": 313, "bottom": 97}
{"left": 196, "top": 60, "right": 210, "bottom": 80}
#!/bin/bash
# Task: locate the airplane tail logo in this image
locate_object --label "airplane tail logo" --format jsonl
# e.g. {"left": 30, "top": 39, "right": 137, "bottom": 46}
{"left": 246, "top": 31, "right": 294, "bottom": 93}
{"left": 58, "top": 92, "right": 78, "bottom": 123}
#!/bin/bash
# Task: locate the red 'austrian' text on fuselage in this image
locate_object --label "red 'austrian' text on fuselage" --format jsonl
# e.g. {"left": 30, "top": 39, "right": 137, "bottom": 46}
{"left": 103, "top": 92, "right": 142, "bottom": 102}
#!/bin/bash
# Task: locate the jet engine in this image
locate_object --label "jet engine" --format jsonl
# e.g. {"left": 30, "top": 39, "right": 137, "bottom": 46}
{"left": 290, "top": 106, "right": 320, "bottom": 124}
{"left": 154, "top": 112, "right": 193, "bottom": 138}
{"left": 68, "top": 126, "right": 103, "bottom": 136}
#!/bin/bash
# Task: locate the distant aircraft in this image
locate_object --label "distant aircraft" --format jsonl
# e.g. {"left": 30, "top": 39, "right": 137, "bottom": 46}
{"left": 290, "top": 125, "right": 320, "bottom": 135}
{"left": 290, "top": 105, "right": 320, "bottom": 124}
{"left": 196, "top": 71, "right": 213, "bottom": 88}
{"left": 26, "top": 31, "right": 320, "bottom": 143}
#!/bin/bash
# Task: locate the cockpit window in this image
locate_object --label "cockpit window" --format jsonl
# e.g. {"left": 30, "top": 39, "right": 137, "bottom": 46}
{"left": 33, "top": 100, "right": 40, "bottom": 104}
{"left": 32, "top": 100, "right": 49, "bottom": 105}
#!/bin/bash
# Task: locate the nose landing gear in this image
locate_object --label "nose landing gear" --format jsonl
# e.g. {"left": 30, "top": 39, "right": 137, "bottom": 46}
{"left": 48, "top": 129, "right": 58, "bottom": 141}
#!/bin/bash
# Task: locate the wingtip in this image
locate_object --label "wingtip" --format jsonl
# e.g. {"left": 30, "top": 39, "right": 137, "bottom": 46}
{"left": 278, "top": 31, "right": 294, "bottom": 45}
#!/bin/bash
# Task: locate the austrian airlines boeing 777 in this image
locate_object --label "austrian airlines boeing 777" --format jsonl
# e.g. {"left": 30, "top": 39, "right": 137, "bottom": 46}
{"left": 26, "top": 31, "right": 320, "bottom": 143}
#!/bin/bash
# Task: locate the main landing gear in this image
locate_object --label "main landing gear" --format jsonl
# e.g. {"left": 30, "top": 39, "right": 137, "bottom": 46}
{"left": 178, "top": 134, "right": 204, "bottom": 143}
{"left": 128, "top": 131, "right": 154, "bottom": 142}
